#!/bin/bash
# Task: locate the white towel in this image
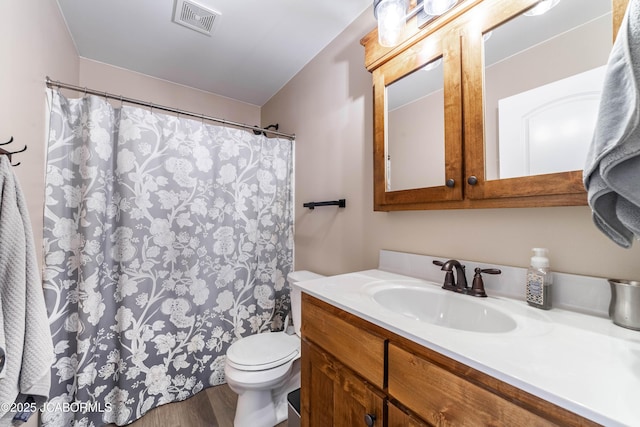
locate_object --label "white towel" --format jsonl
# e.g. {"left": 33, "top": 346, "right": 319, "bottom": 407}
{"left": 584, "top": 0, "right": 640, "bottom": 248}
{"left": 0, "top": 156, "right": 54, "bottom": 425}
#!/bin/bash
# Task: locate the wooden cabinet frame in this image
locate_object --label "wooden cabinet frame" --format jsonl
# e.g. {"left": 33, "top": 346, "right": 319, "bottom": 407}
{"left": 373, "top": 25, "right": 463, "bottom": 208}
{"left": 363, "top": 0, "right": 629, "bottom": 211}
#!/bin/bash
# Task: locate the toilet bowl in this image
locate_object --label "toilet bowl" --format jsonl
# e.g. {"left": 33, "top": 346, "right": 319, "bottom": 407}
{"left": 224, "top": 270, "right": 325, "bottom": 427}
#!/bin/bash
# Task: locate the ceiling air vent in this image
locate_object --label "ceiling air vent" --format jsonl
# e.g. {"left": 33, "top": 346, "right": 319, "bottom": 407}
{"left": 173, "top": 0, "right": 220, "bottom": 36}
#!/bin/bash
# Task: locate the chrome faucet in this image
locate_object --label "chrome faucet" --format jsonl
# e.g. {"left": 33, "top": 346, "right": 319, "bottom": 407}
{"left": 433, "top": 259, "right": 468, "bottom": 292}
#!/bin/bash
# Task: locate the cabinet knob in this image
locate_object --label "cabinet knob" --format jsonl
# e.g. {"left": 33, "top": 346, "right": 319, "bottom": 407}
{"left": 467, "top": 175, "right": 478, "bottom": 185}
{"left": 364, "top": 413, "right": 376, "bottom": 426}
{"left": 445, "top": 178, "right": 455, "bottom": 188}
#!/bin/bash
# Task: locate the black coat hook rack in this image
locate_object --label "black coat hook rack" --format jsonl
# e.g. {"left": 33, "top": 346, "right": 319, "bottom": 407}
{"left": 303, "top": 199, "right": 346, "bottom": 210}
{"left": 0, "top": 136, "right": 27, "bottom": 166}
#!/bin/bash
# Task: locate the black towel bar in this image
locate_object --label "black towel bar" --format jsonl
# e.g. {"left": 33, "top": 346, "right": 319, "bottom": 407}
{"left": 303, "top": 199, "right": 346, "bottom": 210}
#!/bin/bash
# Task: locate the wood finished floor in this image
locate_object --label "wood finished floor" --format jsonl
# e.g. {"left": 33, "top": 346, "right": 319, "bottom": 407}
{"left": 106, "top": 384, "right": 288, "bottom": 427}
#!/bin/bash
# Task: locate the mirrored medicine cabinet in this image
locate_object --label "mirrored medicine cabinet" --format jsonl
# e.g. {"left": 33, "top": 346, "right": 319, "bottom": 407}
{"left": 362, "top": 0, "right": 629, "bottom": 211}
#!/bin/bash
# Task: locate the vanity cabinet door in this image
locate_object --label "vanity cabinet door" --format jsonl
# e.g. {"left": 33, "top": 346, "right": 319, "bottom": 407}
{"left": 301, "top": 340, "right": 385, "bottom": 427}
{"left": 301, "top": 294, "right": 387, "bottom": 427}
{"left": 388, "top": 402, "right": 430, "bottom": 427}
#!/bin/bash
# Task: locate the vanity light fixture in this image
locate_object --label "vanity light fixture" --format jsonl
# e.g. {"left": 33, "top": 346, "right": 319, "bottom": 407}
{"left": 373, "top": 0, "right": 458, "bottom": 47}
{"left": 524, "top": 0, "right": 560, "bottom": 16}
{"left": 374, "top": 0, "right": 407, "bottom": 47}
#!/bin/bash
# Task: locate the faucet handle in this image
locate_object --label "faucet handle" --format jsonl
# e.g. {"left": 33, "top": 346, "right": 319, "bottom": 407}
{"left": 469, "top": 267, "right": 501, "bottom": 297}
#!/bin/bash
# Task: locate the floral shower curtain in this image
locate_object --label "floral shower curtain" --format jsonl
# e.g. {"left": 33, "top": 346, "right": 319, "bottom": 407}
{"left": 42, "top": 90, "right": 293, "bottom": 426}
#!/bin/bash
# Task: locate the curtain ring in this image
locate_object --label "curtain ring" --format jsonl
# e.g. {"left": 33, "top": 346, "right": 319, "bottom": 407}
{"left": 201, "top": 113, "right": 205, "bottom": 125}
{"left": 83, "top": 87, "right": 88, "bottom": 97}
{"left": 120, "top": 95, "right": 124, "bottom": 108}
{"left": 150, "top": 103, "right": 154, "bottom": 114}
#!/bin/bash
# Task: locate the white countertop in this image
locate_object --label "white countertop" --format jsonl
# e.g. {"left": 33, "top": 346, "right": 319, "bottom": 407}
{"left": 295, "top": 269, "right": 640, "bottom": 427}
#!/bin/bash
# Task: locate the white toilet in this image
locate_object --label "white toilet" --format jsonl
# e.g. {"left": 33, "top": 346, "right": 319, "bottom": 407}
{"left": 224, "top": 270, "right": 325, "bottom": 427}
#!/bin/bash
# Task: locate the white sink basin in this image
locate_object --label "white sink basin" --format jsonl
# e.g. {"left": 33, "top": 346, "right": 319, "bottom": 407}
{"left": 369, "top": 283, "right": 517, "bottom": 333}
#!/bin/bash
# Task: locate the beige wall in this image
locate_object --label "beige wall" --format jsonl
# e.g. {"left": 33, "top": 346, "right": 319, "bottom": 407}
{"left": 78, "top": 58, "right": 260, "bottom": 126}
{"left": 262, "top": 10, "right": 375, "bottom": 276}
{"left": 263, "top": 7, "right": 640, "bottom": 280}
{"left": 0, "top": 0, "right": 79, "bottom": 268}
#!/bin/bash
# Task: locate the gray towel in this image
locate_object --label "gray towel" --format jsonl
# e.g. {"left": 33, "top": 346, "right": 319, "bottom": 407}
{"left": 584, "top": 0, "right": 640, "bottom": 248}
{"left": 0, "top": 156, "right": 54, "bottom": 425}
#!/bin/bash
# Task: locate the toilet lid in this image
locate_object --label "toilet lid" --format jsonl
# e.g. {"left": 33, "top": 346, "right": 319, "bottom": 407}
{"left": 227, "top": 332, "right": 300, "bottom": 371}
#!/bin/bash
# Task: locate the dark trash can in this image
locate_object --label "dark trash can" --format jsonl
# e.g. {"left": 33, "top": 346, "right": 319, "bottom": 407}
{"left": 287, "top": 388, "right": 301, "bottom": 427}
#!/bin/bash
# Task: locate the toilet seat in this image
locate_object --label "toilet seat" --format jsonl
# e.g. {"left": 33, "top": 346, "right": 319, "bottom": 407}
{"left": 226, "top": 332, "right": 300, "bottom": 371}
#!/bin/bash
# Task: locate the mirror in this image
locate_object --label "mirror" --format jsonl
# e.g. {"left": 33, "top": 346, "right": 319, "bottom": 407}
{"left": 386, "top": 56, "right": 445, "bottom": 191}
{"left": 483, "top": 0, "right": 612, "bottom": 180}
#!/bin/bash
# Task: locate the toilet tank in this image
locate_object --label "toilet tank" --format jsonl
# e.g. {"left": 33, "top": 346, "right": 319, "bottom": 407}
{"left": 288, "top": 271, "right": 325, "bottom": 337}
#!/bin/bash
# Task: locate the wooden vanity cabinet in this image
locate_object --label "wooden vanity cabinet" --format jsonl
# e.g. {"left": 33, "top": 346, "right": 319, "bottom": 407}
{"left": 301, "top": 293, "right": 598, "bottom": 427}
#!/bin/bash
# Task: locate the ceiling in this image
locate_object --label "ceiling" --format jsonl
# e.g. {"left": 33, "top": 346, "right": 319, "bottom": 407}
{"left": 56, "top": 0, "right": 373, "bottom": 106}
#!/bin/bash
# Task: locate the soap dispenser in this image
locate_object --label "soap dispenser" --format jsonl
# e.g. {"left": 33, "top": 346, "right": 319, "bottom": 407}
{"left": 526, "top": 248, "right": 552, "bottom": 310}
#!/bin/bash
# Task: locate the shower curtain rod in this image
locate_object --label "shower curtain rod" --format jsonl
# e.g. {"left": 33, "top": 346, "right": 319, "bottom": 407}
{"left": 45, "top": 76, "right": 296, "bottom": 140}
